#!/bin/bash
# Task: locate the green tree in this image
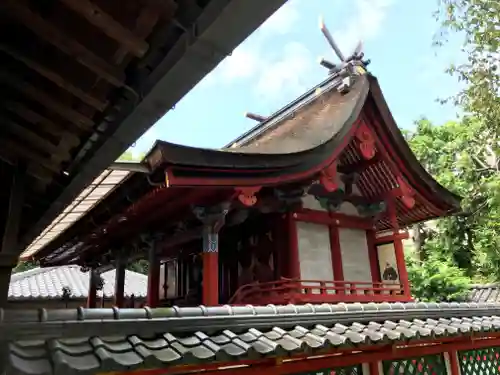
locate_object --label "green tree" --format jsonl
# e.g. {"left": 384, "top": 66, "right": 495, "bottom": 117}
{"left": 407, "top": 252, "right": 471, "bottom": 302}
{"left": 118, "top": 151, "right": 145, "bottom": 161}
{"left": 12, "top": 260, "right": 38, "bottom": 273}
{"left": 436, "top": 0, "right": 500, "bottom": 137}
{"left": 407, "top": 118, "right": 500, "bottom": 281}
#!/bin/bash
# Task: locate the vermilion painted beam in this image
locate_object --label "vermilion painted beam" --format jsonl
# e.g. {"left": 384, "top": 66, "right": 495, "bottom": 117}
{"left": 294, "top": 208, "right": 373, "bottom": 230}
{"left": 374, "top": 231, "right": 409, "bottom": 244}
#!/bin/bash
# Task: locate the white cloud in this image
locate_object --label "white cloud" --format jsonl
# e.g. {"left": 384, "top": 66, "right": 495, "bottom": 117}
{"left": 216, "top": 45, "right": 263, "bottom": 83}
{"left": 207, "top": 1, "right": 301, "bottom": 85}
{"left": 254, "top": 42, "right": 313, "bottom": 100}
{"left": 331, "top": 0, "right": 395, "bottom": 55}
{"left": 260, "top": 1, "right": 300, "bottom": 35}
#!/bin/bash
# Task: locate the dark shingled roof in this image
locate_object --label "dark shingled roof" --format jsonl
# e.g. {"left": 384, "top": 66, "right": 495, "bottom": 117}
{"left": 468, "top": 284, "right": 500, "bottom": 303}
{"left": 3, "top": 302, "right": 500, "bottom": 375}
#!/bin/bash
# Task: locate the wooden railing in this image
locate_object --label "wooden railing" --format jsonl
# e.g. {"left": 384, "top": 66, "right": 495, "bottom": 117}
{"left": 228, "top": 278, "right": 411, "bottom": 305}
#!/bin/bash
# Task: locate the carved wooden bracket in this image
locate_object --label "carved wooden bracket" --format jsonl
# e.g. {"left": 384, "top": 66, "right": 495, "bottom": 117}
{"left": 397, "top": 176, "right": 415, "bottom": 209}
{"left": 355, "top": 123, "right": 376, "bottom": 160}
{"left": 319, "top": 161, "right": 338, "bottom": 192}
{"left": 235, "top": 186, "right": 261, "bottom": 207}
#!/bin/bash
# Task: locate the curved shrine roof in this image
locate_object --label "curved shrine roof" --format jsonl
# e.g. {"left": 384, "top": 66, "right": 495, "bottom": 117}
{"left": 31, "top": 71, "right": 461, "bottom": 265}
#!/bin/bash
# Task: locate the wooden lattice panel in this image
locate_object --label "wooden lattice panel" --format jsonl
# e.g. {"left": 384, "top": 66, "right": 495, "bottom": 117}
{"left": 383, "top": 354, "right": 447, "bottom": 375}
{"left": 295, "top": 365, "right": 362, "bottom": 375}
{"left": 459, "top": 347, "right": 500, "bottom": 374}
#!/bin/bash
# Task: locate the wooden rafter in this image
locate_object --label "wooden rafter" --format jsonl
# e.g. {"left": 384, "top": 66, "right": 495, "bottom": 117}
{"left": 0, "top": 138, "right": 60, "bottom": 175}
{"left": 0, "top": 44, "right": 108, "bottom": 111}
{"left": 2, "top": 0, "right": 125, "bottom": 87}
{"left": 338, "top": 156, "right": 380, "bottom": 174}
{"left": 58, "top": 0, "right": 150, "bottom": 58}
{"left": 0, "top": 149, "right": 52, "bottom": 186}
{"left": 0, "top": 115, "right": 70, "bottom": 162}
{"left": 0, "top": 71, "right": 94, "bottom": 129}
{"left": 116, "top": 0, "right": 177, "bottom": 64}
{"left": 2, "top": 101, "right": 81, "bottom": 147}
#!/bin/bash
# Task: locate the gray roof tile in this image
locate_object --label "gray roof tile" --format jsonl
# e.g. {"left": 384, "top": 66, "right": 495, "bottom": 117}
{"left": 9, "top": 266, "right": 147, "bottom": 301}
{"left": 4, "top": 302, "right": 500, "bottom": 375}
{"left": 469, "top": 284, "right": 500, "bottom": 303}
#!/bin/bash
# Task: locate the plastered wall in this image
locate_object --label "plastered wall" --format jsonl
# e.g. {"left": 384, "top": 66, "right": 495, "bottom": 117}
{"left": 339, "top": 228, "right": 372, "bottom": 283}
{"left": 296, "top": 222, "right": 333, "bottom": 283}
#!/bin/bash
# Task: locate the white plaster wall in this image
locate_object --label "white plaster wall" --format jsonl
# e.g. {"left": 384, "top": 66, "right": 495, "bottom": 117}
{"left": 297, "top": 222, "right": 333, "bottom": 287}
{"left": 339, "top": 228, "right": 372, "bottom": 286}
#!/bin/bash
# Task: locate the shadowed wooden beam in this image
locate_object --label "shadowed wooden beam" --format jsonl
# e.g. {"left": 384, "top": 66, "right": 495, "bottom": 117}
{"left": 3, "top": 101, "right": 81, "bottom": 147}
{"left": 0, "top": 115, "right": 70, "bottom": 162}
{"left": 2, "top": 0, "right": 125, "bottom": 87}
{"left": 0, "top": 138, "right": 61, "bottom": 175}
{"left": 58, "top": 0, "right": 149, "bottom": 58}
{"left": 0, "top": 148, "right": 52, "bottom": 186}
{"left": 0, "top": 44, "right": 108, "bottom": 111}
{"left": 245, "top": 112, "right": 267, "bottom": 122}
{"left": 113, "top": 0, "right": 176, "bottom": 64}
{"left": 0, "top": 71, "right": 94, "bottom": 129}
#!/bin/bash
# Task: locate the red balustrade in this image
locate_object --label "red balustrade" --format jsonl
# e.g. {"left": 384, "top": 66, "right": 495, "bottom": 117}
{"left": 228, "top": 278, "right": 412, "bottom": 305}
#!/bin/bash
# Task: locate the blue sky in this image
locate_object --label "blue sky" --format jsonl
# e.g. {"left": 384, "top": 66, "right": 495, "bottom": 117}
{"left": 131, "top": 0, "right": 463, "bottom": 155}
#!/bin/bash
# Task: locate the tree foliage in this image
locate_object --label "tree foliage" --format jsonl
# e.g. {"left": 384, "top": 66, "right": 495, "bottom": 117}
{"left": 436, "top": 0, "right": 500, "bottom": 137}
{"left": 406, "top": 251, "right": 471, "bottom": 302}
{"left": 12, "top": 260, "right": 38, "bottom": 273}
{"left": 407, "top": 118, "right": 500, "bottom": 284}
{"left": 403, "top": 0, "right": 500, "bottom": 300}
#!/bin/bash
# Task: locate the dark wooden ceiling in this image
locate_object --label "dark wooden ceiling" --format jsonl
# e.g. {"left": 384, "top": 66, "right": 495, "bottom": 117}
{"left": 0, "top": 0, "right": 287, "bottom": 255}
{"left": 0, "top": 0, "right": 184, "bottom": 251}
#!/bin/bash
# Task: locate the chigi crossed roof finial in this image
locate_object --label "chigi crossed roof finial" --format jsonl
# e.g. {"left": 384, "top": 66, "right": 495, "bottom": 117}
{"left": 317, "top": 15, "right": 370, "bottom": 85}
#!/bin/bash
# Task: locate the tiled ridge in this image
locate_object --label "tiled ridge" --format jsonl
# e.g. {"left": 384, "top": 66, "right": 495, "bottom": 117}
{"left": 3, "top": 302, "right": 500, "bottom": 342}
{"left": 4, "top": 308, "right": 500, "bottom": 375}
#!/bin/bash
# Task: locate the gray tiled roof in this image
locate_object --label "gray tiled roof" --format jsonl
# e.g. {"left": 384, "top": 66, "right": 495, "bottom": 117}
{"left": 468, "top": 284, "right": 500, "bottom": 303}
{"left": 8, "top": 266, "right": 147, "bottom": 301}
{"left": 3, "top": 302, "right": 500, "bottom": 375}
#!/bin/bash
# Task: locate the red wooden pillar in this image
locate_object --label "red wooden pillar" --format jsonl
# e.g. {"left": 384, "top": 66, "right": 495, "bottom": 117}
{"left": 114, "top": 256, "right": 126, "bottom": 308}
{"left": 329, "top": 224, "right": 344, "bottom": 282}
{"left": 202, "top": 250, "right": 219, "bottom": 306}
{"left": 388, "top": 199, "right": 410, "bottom": 296}
{"left": 86, "top": 269, "right": 97, "bottom": 308}
{"left": 287, "top": 213, "right": 300, "bottom": 279}
{"left": 147, "top": 245, "right": 160, "bottom": 307}
{"left": 366, "top": 229, "right": 380, "bottom": 283}
{"left": 368, "top": 362, "right": 380, "bottom": 375}
{"left": 449, "top": 351, "right": 460, "bottom": 375}
{"left": 196, "top": 204, "right": 229, "bottom": 306}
